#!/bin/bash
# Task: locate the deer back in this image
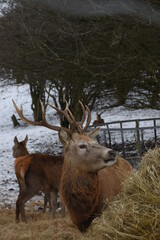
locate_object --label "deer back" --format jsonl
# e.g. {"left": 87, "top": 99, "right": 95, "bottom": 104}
{"left": 15, "top": 154, "right": 64, "bottom": 191}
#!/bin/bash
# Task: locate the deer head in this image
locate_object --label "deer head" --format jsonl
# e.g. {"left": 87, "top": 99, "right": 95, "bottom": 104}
{"left": 59, "top": 128, "right": 116, "bottom": 172}
{"left": 13, "top": 135, "right": 29, "bottom": 158}
{"left": 12, "top": 100, "right": 116, "bottom": 172}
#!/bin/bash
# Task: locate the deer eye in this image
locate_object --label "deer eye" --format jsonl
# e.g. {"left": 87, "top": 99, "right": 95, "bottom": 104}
{"left": 79, "top": 144, "right": 87, "bottom": 149}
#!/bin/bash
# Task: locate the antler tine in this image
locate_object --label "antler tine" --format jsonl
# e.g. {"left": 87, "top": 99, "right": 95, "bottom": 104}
{"left": 79, "top": 101, "right": 86, "bottom": 127}
{"left": 20, "top": 104, "right": 23, "bottom": 112}
{"left": 12, "top": 99, "right": 60, "bottom": 132}
{"left": 83, "top": 105, "right": 91, "bottom": 132}
{"left": 65, "top": 100, "right": 81, "bottom": 129}
{"left": 65, "top": 101, "right": 74, "bottom": 121}
{"left": 48, "top": 101, "right": 86, "bottom": 132}
{"left": 64, "top": 101, "right": 74, "bottom": 126}
{"left": 48, "top": 101, "right": 73, "bottom": 127}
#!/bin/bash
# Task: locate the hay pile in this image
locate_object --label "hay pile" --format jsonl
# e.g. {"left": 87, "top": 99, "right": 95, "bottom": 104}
{"left": 82, "top": 148, "right": 160, "bottom": 240}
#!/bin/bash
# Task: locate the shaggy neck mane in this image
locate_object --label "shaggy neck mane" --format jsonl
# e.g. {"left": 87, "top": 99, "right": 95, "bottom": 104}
{"left": 60, "top": 159, "right": 100, "bottom": 232}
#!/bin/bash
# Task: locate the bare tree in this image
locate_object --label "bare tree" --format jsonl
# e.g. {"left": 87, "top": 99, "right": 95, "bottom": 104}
{"left": 1, "top": 0, "right": 160, "bottom": 122}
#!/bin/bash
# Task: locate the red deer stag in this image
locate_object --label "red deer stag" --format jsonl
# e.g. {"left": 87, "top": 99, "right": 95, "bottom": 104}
{"left": 13, "top": 100, "right": 132, "bottom": 232}
{"left": 12, "top": 134, "right": 65, "bottom": 223}
{"left": 12, "top": 135, "right": 61, "bottom": 214}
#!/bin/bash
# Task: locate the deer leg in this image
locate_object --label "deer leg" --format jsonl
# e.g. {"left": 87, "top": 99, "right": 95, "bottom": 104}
{"left": 16, "top": 190, "right": 38, "bottom": 222}
{"left": 16, "top": 195, "right": 21, "bottom": 223}
{"left": 59, "top": 194, "right": 65, "bottom": 218}
{"left": 16, "top": 186, "right": 26, "bottom": 223}
{"left": 43, "top": 193, "right": 48, "bottom": 213}
{"left": 48, "top": 193, "right": 52, "bottom": 212}
{"left": 60, "top": 202, "right": 65, "bottom": 218}
{"left": 50, "top": 191, "right": 58, "bottom": 218}
{"left": 20, "top": 202, "right": 27, "bottom": 223}
{"left": 43, "top": 192, "right": 52, "bottom": 213}
{"left": 16, "top": 193, "right": 27, "bottom": 223}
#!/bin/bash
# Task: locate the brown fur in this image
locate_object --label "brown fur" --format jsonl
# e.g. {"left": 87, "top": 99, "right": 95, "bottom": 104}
{"left": 59, "top": 131, "right": 132, "bottom": 232}
{"left": 15, "top": 154, "right": 65, "bottom": 222}
{"left": 13, "top": 136, "right": 54, "bottom": 213}
{"left": 61, "top": 157, "right": 132, "bottom": 232}
{"left": 12, "top": 136, "right": 29, "bottom": 158}
{"left": 13, "top": 135, "right": 64, "bottom": 221}
{"left": 93, "top": 113, "right": 104, "bottom": 126}
{"left": 15, "top": 156, "right": 31, "bottom": 188}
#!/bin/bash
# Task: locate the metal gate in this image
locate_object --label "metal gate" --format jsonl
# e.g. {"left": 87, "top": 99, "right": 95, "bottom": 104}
{"left": 90, "top": 117, "right": 160, "bottom": 168}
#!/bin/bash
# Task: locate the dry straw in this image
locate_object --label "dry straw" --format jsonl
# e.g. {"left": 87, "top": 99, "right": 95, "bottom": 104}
{"left": 81, "top": 148, "right": 160, "bottom": 240}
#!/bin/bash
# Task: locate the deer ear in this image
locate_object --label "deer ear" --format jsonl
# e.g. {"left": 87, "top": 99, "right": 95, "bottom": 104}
{"left": 88, "top": 128, "right": 100, "bottom": 139}
{"left": 58, "top": 129, "right": 71, "bottom": 146}
{"left": 14, "top": 136, "right": 18, "bottom": 145}
{"left": 24, "top": 135, "right": 28, "bottom": 145}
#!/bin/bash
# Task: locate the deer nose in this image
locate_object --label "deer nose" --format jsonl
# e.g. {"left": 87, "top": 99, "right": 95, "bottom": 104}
{"left": 108, "top": 150, "right": 116, "bottom": 158}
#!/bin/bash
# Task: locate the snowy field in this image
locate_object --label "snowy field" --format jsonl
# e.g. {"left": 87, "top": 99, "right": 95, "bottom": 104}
{"left": 0, "top": 78, "right": 160, "bottom": 209}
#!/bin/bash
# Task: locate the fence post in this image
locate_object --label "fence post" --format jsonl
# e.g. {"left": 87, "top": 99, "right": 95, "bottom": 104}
{"left": 106, "top": 124, "right": 112, "bottom": 148}
{"left": 103, "top": 129, "right": 108, "bottom": 147}
{"left": 136, "top": 120, "right": 141, "bottom": 159}
{"left": 120, "top": 122, "right": 125, "bottom": 158}
{"left": 153, "top": 119, "right": 157, "bottom": 146}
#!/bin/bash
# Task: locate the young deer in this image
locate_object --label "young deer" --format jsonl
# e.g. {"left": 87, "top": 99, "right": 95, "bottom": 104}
{"left": 12, "top": 135, "right": 60, "bottom": 214}
{"left": 13, "top": 100, "right": 132, "bottom": 232}
{"left": 12, "top": 135, "right": 29, "bottom": 158}
{"left": 12, "top": 135, "right": 65, "bottom": 222}
{"left": 93, "top": 112, "right": 104, "bottom": 126}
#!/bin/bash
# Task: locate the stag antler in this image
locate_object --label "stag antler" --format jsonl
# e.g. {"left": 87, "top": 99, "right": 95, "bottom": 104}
{"left": 12, "top": 100, "right": 72, "bottom": 133}
{"left": 48, "top": 101, "right": 77, "bottom": 131}
{"left": 49, "top": 101, "right": 91, "bottom": 133}
{"left": 83, "top": 105, "right": 91, "bottom": 132}
{"left": 13, "top": 99, "right": 92, "bottom": 134}
{"left": 78, "top": 101, "right": 86, "bottom": 128}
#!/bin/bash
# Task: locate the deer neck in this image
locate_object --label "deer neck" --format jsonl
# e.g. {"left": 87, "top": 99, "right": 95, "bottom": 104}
{"left": 24, "top": 149, "right": 29, "bottom": 156}
{"left": 20, "top": 148, "right": 29, "bottom": 157}
{"left": 60, "top": 158, "right": 100, "bottom": 231}
{"left": 14, "top": 148, "right": 29, "bottom": 158}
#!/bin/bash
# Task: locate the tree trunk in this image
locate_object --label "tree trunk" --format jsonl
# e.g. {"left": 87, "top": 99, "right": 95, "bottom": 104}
{"left": 29, "top": 81, "right": 46, "bottom": 121}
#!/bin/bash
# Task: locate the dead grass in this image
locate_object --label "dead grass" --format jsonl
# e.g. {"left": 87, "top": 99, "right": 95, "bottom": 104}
{"left": 81, "top": 147, "right": 160, "bottom": 240}
{"left": 0, "top": 208, "right": 81, "bottom": 240}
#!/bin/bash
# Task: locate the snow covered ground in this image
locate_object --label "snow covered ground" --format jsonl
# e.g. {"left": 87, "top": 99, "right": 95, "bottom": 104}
{"left": 0, "top": 78, "right": 160, "bottom": 209}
